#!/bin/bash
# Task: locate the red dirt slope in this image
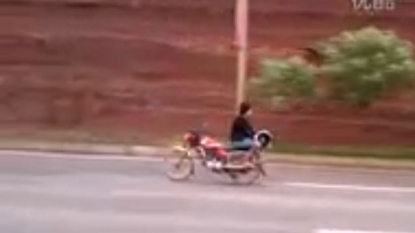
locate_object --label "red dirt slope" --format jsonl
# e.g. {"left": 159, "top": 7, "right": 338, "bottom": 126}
{"left": 0, "top": 0, "right": 415, "bottom": 146}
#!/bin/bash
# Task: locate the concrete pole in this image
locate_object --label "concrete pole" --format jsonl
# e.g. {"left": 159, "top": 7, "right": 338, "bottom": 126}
{"left": 235, "top": 0, "right": 249, "bottom": 111}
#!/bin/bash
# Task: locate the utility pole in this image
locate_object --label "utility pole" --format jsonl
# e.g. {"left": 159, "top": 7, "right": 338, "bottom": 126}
{"left": 235, "top": 0, "right": 249, "bottom": 110}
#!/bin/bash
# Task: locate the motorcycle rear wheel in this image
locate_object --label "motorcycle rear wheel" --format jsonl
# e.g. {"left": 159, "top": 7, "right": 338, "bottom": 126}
{"left": 227, "top": 161, "right": 264, "bottom": 185}
{"left": 228, "top": 164, "right": 263, "bottom": 185}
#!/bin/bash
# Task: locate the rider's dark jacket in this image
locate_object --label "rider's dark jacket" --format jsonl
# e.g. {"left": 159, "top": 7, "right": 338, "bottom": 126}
{"left": 230, "top": 115, "right": 255, "bottom": 142}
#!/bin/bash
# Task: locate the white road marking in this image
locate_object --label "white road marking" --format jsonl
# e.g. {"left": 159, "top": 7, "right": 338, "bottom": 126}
{"left": 115, "top": 189, "right": 415, "bottom": 212}
{"left": 1, "top": 149, "right": 415, "bottom": 196}
{"left": 316, "top": 229, "right": 413, "bottom": 233}
{"left": 285, "top": 182, "right": 415, "bottom": 193}
{"left": 1, "top": 148, "right": 414, "bottom": 176}
{"left": 0, "top": 204, "right": 289, "bottom": 232}
{"left": 0, "top": 150, "right": 162, "bottom": 162}
{"left": 1, "top": 183, "right": 414, "bottom": 213}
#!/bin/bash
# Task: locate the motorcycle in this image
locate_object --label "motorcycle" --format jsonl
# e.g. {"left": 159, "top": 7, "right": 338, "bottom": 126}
{"left": 165, "top": 130, "right": 274, "bottom": 185}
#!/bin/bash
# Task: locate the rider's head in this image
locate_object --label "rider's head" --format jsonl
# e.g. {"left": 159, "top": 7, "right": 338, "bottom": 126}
{"left": 239, "top": 101, "right": 252, "bottom": 116}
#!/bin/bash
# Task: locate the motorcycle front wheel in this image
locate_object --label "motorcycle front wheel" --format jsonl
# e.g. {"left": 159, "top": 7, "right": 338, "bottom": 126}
{"left": 165, "top": 152, "right": 195, "bottom": 181}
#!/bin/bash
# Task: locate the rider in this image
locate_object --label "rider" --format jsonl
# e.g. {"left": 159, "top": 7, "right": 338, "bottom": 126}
{"left": 230, "top": 102, "right": 256, "bottom": 150}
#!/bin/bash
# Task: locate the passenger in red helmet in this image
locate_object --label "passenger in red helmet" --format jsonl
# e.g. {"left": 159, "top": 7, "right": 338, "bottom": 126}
{"left": 183, "top": 131, "right": 227, "bottom": 169}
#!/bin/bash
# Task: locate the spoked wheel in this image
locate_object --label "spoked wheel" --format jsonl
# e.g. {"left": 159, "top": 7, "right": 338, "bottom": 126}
{"left": 230, "top": 165, "right": 263, "bottom": 185}
{"left": 165, "top": 152, "right": 195, "bottom": 181}
{"left": 228, "top": 157, "right": 266, "bottom": 185}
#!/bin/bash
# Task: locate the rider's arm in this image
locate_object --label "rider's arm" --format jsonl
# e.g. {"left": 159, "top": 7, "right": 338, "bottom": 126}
{"left": 243, "top": 117, "right": 255, "bottom": 139}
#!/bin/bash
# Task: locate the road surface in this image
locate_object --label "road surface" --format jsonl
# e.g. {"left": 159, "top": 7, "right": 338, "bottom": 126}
{"left": 0, "top": 150, "right": 414, "bottom": 233}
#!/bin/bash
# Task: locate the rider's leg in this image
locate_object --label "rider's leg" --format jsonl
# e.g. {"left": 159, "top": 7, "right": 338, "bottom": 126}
{"left": 205, "top": 148, "right": 216, "bottom": 160}
{"left": 206, "top": 148, "right": 227, "bottom": 169}
{"left": 232, "top": 138, "right": 255, "bottom": 150}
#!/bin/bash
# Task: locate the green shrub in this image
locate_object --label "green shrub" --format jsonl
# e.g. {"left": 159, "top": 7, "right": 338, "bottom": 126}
{"left": 250, "top": 56, "right": 316, "bottom": 106}
{"left": 317, "top": 27, "right": 415, "bottom": 106}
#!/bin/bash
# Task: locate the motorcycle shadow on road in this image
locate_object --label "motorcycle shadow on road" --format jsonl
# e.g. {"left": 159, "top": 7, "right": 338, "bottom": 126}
{"left": 165, "top": 162, "right": 272, "bottom": 189}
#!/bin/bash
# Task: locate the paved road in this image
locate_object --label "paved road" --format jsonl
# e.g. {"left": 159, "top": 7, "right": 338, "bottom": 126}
{"left": 0, "top": 150, "right": 414, "bottom": 233}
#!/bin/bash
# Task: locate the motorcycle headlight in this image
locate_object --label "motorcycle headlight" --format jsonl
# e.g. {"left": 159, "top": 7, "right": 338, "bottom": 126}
{"left": 255, "top": 130, "right": 274, "bottom": 149}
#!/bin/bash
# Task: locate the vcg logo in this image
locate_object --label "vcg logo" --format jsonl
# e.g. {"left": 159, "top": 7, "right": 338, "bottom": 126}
{"left": 351, "top": 0, "right": 396, "bottom": 12}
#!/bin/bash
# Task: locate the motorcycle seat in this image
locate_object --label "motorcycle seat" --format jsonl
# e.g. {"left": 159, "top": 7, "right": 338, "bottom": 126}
{"left": 225, "top": 145, "right": 251, "bottom": 152}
